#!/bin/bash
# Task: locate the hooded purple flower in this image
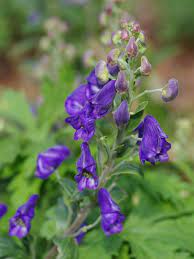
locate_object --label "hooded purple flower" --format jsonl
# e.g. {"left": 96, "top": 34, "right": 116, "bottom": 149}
{"left": 135, "top": 115, "right": 171, "bottom": 164}
{"left": 98, "top": 188, "right": 125, "bottom": 236}
{"left": 65, "top": 83, "right": 96, "bottom": 142}
{"left": 9, "top": 195, "right": 39, "bottom": 239}
{"left": 65, "top": 84, "right": 87, "bottom": 116}
{"left": 113, "top": 100, "right": 130, "bottom": 127}
{"left": 75, "top": 143, "right": 98, "bottom": 191}
{"left": 85, "top": 69, "right": 105, "bottom": 100}
{"left": 35, "top": 145, "right": 70, "bottom": 179}
{"left": 91, "top": 80, "right": 116, "bottom": 118}
{"left": 0, "top": 203, "right": 7, "bottom": 219}
{"left": 65, "top": 69, "right": 116, "bottom": 141}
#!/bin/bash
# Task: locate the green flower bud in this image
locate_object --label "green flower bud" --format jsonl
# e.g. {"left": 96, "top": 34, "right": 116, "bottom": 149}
{"left": 95, "top": 60, "right": 110, "bottom": 84}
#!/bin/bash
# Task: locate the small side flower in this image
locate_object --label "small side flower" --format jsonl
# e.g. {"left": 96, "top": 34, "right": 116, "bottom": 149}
{"left": 98, "top": 188, "right": 125, "bottom": 236}
{"left": 135, "top": 115, "right": 171, "bottom": 164}
{"left": 35, "top": 145, "right": 70, "bottom": 179}
{"left": 75, "top": 143, "right": 98, "bottom": 191}
{"left": 0, "top": 203, "right": 7, "bottom": 219}
{"left": 9, "top": 195, "right": 39, "bottom": 239}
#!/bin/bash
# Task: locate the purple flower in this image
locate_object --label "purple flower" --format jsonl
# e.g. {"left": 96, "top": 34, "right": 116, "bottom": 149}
{"left": 114, "top": 101, "right": 130, "bottom": 127}
{"left": 65, "top": 84, "right": 87, "bottom": 116}
{"left": 35, "top": 145, "right": 70, "bottom": 179}
{"left": 98, "top": 188, "right": 125, "bottom": 236}
{"left": 91, "top": 80, "right": 116, "bottom": 118}
{"left": 0, "top": 203, "right": 7, "bottom": 219}
{"left": 65, "top": 69, "right": 116, "bottom": 142}
{"left": 162, "top": 78, "right": 179, "bottom": 102}
{"left": 135, "top": 115, "right": 171, "bottom": 164}
{"left": 75, "top": 143, "right": 98, "bottom": 191}
{"left": 9, "top": 195, "right": 39, "bottom": 239}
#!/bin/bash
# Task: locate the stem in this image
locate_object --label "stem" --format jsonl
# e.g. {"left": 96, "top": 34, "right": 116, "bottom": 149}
{"left": 71, "top": 216, "right": 101, "bottom": 237}
{"left": 56, "top": 170, "right": 73, "bottom": 227}
{"left": 64, "top": 205, "right": 92, "bottom": 236}
{"left": 107, "top": 171, "right": 138, "bottom": 180}
{"left": 132, "top": 88, "right": 162, "bottom": 101}
{"left": 46, "top": 245, "right": 58, "bottom": 259}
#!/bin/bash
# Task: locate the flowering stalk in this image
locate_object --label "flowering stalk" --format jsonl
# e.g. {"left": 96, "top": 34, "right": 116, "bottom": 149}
{"left": 0, "top": 13, "right": 180, "bottom": 259}
{"left": 62, "top": 17, "right": 179, "bottom": 241}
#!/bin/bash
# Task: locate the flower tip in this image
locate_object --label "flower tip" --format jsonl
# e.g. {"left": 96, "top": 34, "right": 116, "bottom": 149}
{"left": 140, "top": 56, "right": 152, "bottom": 76}
{"left": 126, "top": 36, "right": 138, "bottom": 57}
{"left": 115, "top": 71, "right": 128, "bottom": 93}
{"left": 95, "top": 60, "right": 109, "bottom": 84}
{"left": 162, "top": 78, "right": 179, "bottom": 102}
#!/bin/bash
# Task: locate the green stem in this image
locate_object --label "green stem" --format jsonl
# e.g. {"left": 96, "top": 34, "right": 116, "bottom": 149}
{"left": 71, "top": 216, "right": 101, "bottom": 237}
{"left": 132, "top": 88, "right": 162, "bottom": 101}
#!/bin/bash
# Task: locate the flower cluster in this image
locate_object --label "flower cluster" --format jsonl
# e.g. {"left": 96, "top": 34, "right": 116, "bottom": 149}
{"left": 63, "top": 17, "right": 179, "bottom": 239}
{"left": 0, "top": 15, "right": 179, "bottom": 246}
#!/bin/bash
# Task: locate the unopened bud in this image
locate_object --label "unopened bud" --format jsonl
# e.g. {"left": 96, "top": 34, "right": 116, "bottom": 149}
{"left": 121, "top": 30, "right": 130, "bottom": 41}
{"left": 95, "top": 60, "right": 109, "bottom": 84}
{"left": 140, "top": 56, "right": 152, "bottom": 75}
{"left": 107, "top": 49, "right": 120, "bottom": 65}
{"left": 118, "top": 58, "right": 127, "bottom": 70}
{"left": 126, "top": 37, "right": 138, "bottom": 57}
{"left": 107, "top": 63, "right": 120, "bottom": 76}
{"left": 162, "top": 79, "right": 179, "bottom": 102}
{"left": 115, "top": 71, "right": 128, "bottom": 93}
{"left": 114, "top": 100, "right": 130, "bottom": 127}
{"left": 131, "top": 21, "right": 141, "bottom": 33}
{"left": 139, "top": 31, "right": 145, "bottom": 42}
{"left": 112, "top": 31, "right": 122, "bottom": 45}
{"left": 104, "top": 3, "right": 113, "bottom": 15}
{"left": 120, "top": 13, "right": 131, "bottom": 28}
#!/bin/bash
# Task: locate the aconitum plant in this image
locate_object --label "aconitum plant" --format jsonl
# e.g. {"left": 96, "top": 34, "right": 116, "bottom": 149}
{"left": 0, "top": 18, "right": 179, "bottom": 256}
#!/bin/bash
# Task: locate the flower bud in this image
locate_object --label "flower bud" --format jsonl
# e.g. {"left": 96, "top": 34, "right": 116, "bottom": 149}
{"left": 118, "top": 58, "right": 127, "bottom": 70}
{"left": 139, "top": 31, "right": 145, "bottom": 42}
{"left": 112, "top": 31, "right": 122, "bottom": 44}
{"left": 121, "top": 30, "right": 130, "bottom": 41}
{"left": 104, "top": 3, "right": 113, "bottom": 15}
{"left": 131, "top": 21, "right": 141, "bottom": 33}
{"left": 107, "top": 48, "right": 120, "bottom": 65}
{"left": 115, "top": 71, "right": 128, "bottom": 93}
{"left": 107, "top": 63, "right": 119, "bottom": 76}
{"left": 140, "top": 56, "right": 152, "bottom": 75}
{"left": 95, "top": 60, "right": 109, "bottom": 84}
{"left": 114, "top": 100, "right": 130, "bottom": 127}
{"left": 162, "top": 78, "right": 179, "bottom": 102}
{"left": 126, "top": 37, "right": 138, "bottom": 57}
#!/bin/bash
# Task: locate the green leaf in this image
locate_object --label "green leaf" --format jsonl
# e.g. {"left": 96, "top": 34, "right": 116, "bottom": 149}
{"left": 127, "top": 110, "right": 144, "bottom": 133}
{"left": 79, "top": 230, "right": 122, "bottom": 259}
{"left": 0, "top": 137, "right": 20, "bottom": 164}
{"left": 54, "top": 238, "right": 78, "bottom": 259}
{"left": 121, "top": 214, "right": 194, "bottom": 259}
{"left": 40, "top": 220, "right": 57, "bottom": 240}
{"left": 0, "top": 237, "right": 25, "bottom": 259}
{"left": 0, "top": 90, "right": 35, "bottom": 130}
{"left": 113, "top": 161, "right": 143, "bottom": 176}
{"left": 135, "top": 101, "right": 148, "bottom": 114}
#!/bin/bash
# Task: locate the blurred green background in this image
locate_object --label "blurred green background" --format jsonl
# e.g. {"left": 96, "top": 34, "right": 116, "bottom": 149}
{"left": 0, "top": 0, "right": 194, "bottom": 258}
